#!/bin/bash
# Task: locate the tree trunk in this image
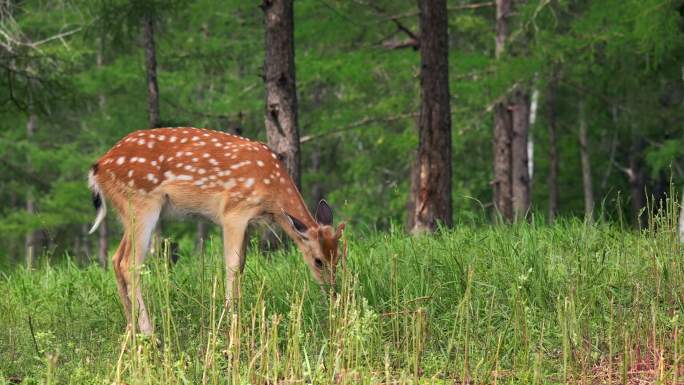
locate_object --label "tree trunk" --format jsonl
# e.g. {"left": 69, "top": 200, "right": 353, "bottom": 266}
{"left": 493, "top": 103, "right": 513, "bottom": 222}
{"left": 311, "top": 146, "right": 324, "bottom": 204}
{"left": 578, "top": 101, "right": 594, "bottom": 221}
{"left": 528, "top": 86, "right": 539, "bottom": 181}
{"left": 25, "top": 114, "right": 38, "bottom": 269}
{"left": 143, "top": 14, "right": 165, "bottom": 256}
{"left": 143, "top": 14, "right": 160, "bottom": 128}
{"left": 628, "top": 138, "right": 647, "bottom": 228}
{"left": 406, "top": 157, "right": 419, "bottom": 230}
{"left": 492, "top": 0, "right": 513, "bottom": 222}
{"left": 98, "top": 220, "right": 108, "bottom": 269}
{"left": 546, "top": 75, "right": 560, "bottom": 222}
{"left": 679, "top": 189, "right": 684, "bottom": 243}
{"left": 196, "top": 220, "right": 208, "bottom": 253}
{"left": 495, "top": 0, "right": 510, "bottom": 59}
{"left": 408, "top": 0, "right": 452, "bottom": 233}
{"left": 511, "top": 89, "right": 531, "bottom": 220}
{"left": 262, "top": 0, "right": 300, "bottom": 189}
{"left": 81, "top": 224, "right": 92, "bottom": 263}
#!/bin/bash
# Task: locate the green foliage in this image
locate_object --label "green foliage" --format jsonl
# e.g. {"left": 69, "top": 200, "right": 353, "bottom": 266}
{"left": 0, "top": 0, "right": 683, "bottom": 259}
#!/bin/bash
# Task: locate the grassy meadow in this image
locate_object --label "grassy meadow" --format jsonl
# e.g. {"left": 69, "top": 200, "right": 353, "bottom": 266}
{"left": 2, "top": 213, "right": 684, "bottom": 384}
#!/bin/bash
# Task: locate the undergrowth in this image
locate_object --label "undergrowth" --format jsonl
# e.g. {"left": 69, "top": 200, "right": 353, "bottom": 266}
{"left": 1, "top": 211, "right": 683, "bottom": 384}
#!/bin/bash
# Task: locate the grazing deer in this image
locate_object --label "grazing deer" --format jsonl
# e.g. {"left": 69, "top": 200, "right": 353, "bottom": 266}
{"left": 87, "top": 127, "right": 345, "bottom": 334}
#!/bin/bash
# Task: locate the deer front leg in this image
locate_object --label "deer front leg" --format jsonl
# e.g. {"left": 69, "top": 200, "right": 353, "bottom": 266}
{"left": 222, "top": 217, "right": 249, "bottom": 310}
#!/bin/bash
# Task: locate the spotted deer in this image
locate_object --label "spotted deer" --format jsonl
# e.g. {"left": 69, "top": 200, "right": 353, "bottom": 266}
{"left": 88, "top": 127, "right": 345, "bottom": 334}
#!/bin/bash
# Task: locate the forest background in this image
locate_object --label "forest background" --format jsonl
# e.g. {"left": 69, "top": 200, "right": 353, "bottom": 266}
{"left": 1, "top": 0, "right": 683, "bottom": 267}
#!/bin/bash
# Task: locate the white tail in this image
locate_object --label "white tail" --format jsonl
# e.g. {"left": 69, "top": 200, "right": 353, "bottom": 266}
{"left": 87, "top": 169, "right": 107, "bottom": 234}
{"left": 89, "top": 127, "right": 345, "bottom": 334}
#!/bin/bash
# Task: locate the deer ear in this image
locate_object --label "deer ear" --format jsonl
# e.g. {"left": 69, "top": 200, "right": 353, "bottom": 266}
{"left": 286, "top": 213, "right": 309, "bottom": 238}
{"left": 315, "top": 199, "right": 333, "bottom": 226}
{"left": 335, "top": 222, "right": 346, "bottom": 239}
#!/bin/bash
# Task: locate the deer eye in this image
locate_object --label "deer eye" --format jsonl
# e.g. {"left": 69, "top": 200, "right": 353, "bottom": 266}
{"left": 314, "top": 258, "right": 324, "bottom": 269}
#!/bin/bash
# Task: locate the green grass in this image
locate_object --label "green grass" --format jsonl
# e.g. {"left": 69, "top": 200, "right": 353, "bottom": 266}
{"left": 1, "top": 214, "right": 684, "bottom": 384}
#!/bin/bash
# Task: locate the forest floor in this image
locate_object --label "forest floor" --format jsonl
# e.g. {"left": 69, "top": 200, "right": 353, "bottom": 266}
{"left": 1, "top": 217, "right": 683, "bottom": 384}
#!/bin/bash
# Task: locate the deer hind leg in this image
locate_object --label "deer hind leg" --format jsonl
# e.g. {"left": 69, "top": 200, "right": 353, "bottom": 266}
{"left": 117, "top": 203, "right": 162, "bottom": 335}
{"left": 112, "top": 233, "right": 132, "bottom": 326}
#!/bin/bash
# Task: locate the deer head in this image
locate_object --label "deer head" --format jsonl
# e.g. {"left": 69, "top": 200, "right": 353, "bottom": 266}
{"left": 284, "top": 200, "right": 346, "bottom": 290}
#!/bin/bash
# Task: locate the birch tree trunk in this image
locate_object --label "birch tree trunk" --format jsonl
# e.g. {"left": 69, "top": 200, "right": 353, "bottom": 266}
{"left": 578, "top": 101, "right": 594, "bottom": 221}
{"left": 408, "top": 0, "right": 452, "bottom": 233}
{"left": 262, "top": 0, "right": 300, "bottom": 189}
{"left": 528, "top": 86, "right": 539, "bottom": 181}
{"left": 511, "top": 89, "right": 531, "bottom": 220}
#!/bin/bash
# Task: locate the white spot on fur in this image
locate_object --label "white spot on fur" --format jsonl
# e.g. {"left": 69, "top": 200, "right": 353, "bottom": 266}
{"left": 192, "top": 136, "right": 199, "bottom": 141}
{"left": 116, "top": 156, "right": 125, "bottom": 165}
{"left": 169, "top": 136, "right": 177, "bottom": 143}
{"left": 147, "top": 141, "right": 154, "bottom": 149}
{"left": 198, "top": 168, "right": 206, "bottom": 174}
{"left": 181, "top": 138, "right": 188, "bottom": 143}
{"left": 245, "top": 178, "right": 254, "bottom": 188}
{"left": 230, "top": 161, "right": 251, "bottom": 170}
{"left": 177, "top": 174, "right": 193, "bottom": 181}
{"left": 256, "top": 160, "right": 264, "bottom": 167}
{"left": 223, "top": 179, "right": 236, "bottom": 189}
{"left": 263, "top": 178, "right": 271, "bottom": 185}
{"left": 163, "top": 171, "right": 175, "bottom": 181}
{"left": 271, "top": 153, "right": 277, "bottom": 159}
